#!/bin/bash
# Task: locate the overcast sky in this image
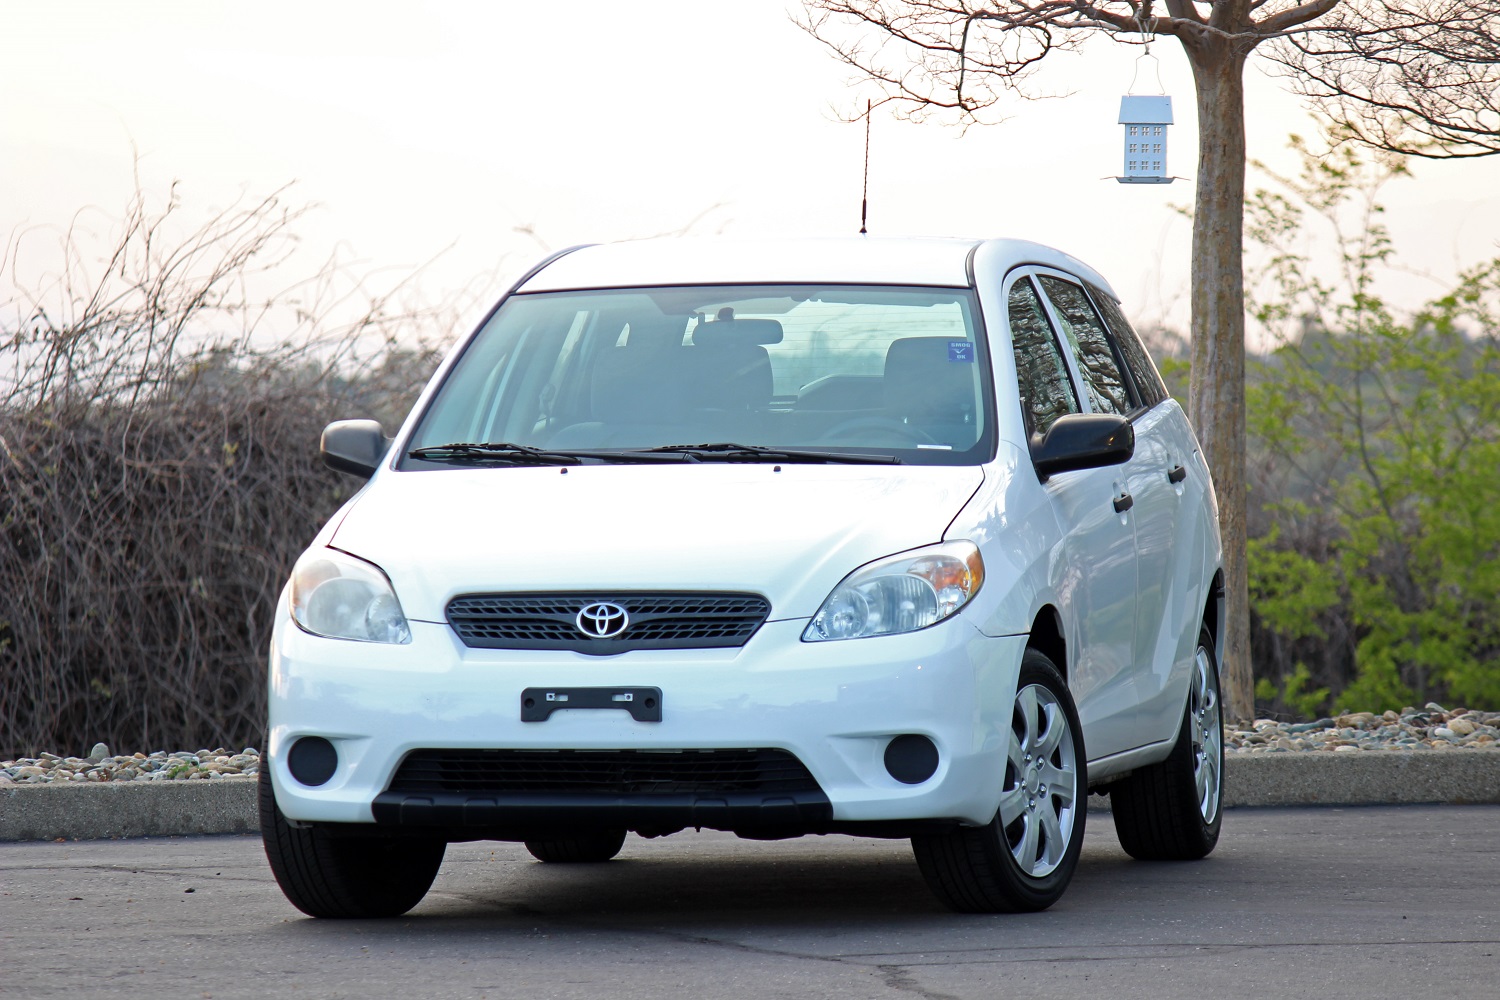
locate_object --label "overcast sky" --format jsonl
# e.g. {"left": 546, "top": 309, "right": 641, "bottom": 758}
{"left": 5, "top": 1, "right": 1498, "bottom": 341}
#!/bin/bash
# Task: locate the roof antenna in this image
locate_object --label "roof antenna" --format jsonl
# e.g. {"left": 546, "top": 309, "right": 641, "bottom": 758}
{"left": 859, "top": 99, "right": 871, "bottom": 235}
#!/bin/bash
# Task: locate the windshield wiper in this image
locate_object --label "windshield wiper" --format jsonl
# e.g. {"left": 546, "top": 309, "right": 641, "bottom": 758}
{"left": 408, "top": 442, "right": 585, "bottom": 465}
{"left": 632, "top": 443, "right": 900, "bottom": 465}
{"left": 407, "top": 442, "right": 688, "bottom": 466}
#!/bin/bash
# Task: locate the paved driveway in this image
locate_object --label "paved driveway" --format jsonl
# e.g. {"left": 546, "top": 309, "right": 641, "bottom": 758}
{"left": 1, "top": 805, "right": 1495, "bottom": 999}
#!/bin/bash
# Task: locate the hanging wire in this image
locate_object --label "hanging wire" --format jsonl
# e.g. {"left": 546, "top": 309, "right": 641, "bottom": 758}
{"left": 1127, "top": 5, "right": 1166, "bottom": 96}
{"left": 1126, "top": 48, "right": 1167, "bottom": 96}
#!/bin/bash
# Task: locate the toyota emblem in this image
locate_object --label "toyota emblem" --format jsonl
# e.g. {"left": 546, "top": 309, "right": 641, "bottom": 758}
{"left": 575, "top": 601, "right": 630, "bottom": 639}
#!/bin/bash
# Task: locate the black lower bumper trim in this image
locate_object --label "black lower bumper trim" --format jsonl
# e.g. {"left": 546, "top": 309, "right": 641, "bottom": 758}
{"left": 370, "top": 790, "right": 833, "bottom": 835}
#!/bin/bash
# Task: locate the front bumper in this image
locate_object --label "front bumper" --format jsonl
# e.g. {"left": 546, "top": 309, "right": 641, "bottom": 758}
{"left": 266, "top": 602, "right": 1026, "bottom": 834}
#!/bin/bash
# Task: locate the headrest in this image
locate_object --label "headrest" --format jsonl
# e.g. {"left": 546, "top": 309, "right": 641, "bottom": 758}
{"left": 884, "top": 337, "right": 973, "bottom": 374}
{"left": 691, "top": 318, "right": 784, "bottom": 347}
{"left": 623, "top": 316, "right": 687, "bottom": 351}
{"left": 884, "top": 337, "right": 978, "bottom": 411}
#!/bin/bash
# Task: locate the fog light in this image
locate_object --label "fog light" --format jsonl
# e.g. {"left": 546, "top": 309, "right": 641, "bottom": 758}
{"left": 884, "top": 734, "right": 939, "bottom": 785}
{"left": 288, "top": 736, "right": 338, "bottom": 787}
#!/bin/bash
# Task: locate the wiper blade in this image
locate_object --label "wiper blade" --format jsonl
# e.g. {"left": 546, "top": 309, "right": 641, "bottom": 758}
{"left": 407, "top": 442, "right": 686, "bottom": 465}
{"left": 633, "top": 442, "right": 900, "bottom": 465}
{"left": 407, "top": 442, "right": 584, "bottom": 465}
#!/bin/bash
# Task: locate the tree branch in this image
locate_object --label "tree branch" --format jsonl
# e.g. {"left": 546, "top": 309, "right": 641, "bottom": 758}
{"left": 1267, "top": 1, "right": 1500, "bottom": 158}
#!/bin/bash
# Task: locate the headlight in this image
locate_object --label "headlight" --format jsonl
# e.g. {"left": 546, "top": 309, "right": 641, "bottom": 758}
{"left": 289, "top": 548, "right": 412, "bottom": 644}
{"left": 803, "top": 541, "right": 984, "bottom": 642}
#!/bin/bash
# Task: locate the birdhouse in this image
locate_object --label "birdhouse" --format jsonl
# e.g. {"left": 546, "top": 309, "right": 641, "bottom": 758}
{"left": 1117, "top": 95, "right": 1173, "bottom": 184}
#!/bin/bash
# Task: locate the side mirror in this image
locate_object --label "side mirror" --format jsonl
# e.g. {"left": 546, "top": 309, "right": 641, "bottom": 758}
{"left": 321, "top": 419, "right": 389, "bottom": 479}
{"left": 1030, "top": 413, "right": 1134, "bottom": 482}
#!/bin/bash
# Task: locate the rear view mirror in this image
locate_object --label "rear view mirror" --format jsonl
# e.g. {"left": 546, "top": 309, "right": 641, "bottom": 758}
{"left": 321, "top": 419, "right": 389, "bottom": 478}
{"left": 1030, "top": 413, "right": 1134, "bottom": 482}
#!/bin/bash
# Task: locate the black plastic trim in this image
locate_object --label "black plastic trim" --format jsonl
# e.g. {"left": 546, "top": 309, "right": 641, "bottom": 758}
{"left": 370, "top": 790, "right": 833, "bottom": 834}
{"left": 288, "top": 736, "right": 338, "bottom": 787}
{"left": 447, "top": 591, "right": 771, "bottom": 654}
{"left": 884, "top": 734, "right": 940, "bottom": 784}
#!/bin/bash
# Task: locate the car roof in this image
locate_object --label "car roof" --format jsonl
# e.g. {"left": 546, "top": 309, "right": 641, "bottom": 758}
{"left": 515, "top": 236, "right": 1120, "bottom": 300}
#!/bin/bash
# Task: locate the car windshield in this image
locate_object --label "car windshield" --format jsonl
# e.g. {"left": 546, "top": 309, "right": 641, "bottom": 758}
{"left": 404, "top": 284, "right": 993, "bottom": 466}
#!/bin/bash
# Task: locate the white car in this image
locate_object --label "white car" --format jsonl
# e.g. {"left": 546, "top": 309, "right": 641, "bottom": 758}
{"left": 261, "top": 236, "right": 1225, "bottom": 917}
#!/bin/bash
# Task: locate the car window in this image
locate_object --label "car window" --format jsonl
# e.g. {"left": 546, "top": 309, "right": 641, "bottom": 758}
{"left": 1037, "top": 275, "right": 1135, "bottom": 416}
{"left": 405, "top": 284, "right": 994, "bottom": 465}
{"left": 1086, "top": 282, "right": 1169, "bottom": 409}
{"left": 1007, "top": 278, "right": 1080, "bottom": 436}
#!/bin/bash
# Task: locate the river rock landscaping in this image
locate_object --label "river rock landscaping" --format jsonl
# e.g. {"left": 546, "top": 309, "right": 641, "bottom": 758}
{"left": 1224, "top": 704, "right": 1500, "bottom": 753}
{"left": 0, "top": 745, "right": 259, "bottom": 785}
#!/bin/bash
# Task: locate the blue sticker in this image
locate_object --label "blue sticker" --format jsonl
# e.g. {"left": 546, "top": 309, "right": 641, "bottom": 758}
{"left": 948, "top": 341, "right": 975, "bottom": 363}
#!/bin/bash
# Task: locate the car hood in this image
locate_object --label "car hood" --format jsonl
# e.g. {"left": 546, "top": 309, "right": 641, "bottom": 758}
{"left": 329, "top": 463, "right": 984, "bottom": 622}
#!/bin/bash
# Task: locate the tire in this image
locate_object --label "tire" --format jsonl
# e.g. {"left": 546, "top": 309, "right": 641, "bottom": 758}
{"left": 911, "top": 649, "right": 1087, "bottom": 913}
{"left": 524, "top": 830, "right": 628, "bottom": 863}
{"left": 1111, "top": 624, "right": 1224, "bottom": 861}
{"left": 259, "top": 767, "right": 446, "bottom": 918}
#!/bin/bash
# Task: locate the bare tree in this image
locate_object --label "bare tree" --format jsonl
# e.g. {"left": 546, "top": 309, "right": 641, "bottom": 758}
{"left": 798, "top": 1, "right": 1500, "bottom": 720}
{"left": 1268, "top": 2, "right": 1500, "bottom": 158}
{"left": 0, "top": 181, "right": 457, "bottom": 758}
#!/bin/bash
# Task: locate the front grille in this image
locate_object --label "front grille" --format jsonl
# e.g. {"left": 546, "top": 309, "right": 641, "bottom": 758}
{"left": 387, "top": 748, "right": 820, "bottom": 796}
{"left": 446, "top": 592, "right": 771, "bottom": 653}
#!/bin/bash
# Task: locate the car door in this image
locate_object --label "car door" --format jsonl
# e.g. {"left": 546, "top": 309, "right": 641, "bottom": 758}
{"left": 1088, "top": 282, "right": 1202, "bottom": 743}
{"left": 1005, "top": 271, "right": 1140, "bottom": 761}
{"left": 1036, "top": 273, "right": 1185, "bottom": 751}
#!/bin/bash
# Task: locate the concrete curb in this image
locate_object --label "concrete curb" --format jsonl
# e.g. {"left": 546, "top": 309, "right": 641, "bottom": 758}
{"left": 1, "top": 778, "right": 260, "bottom": 841}
{"left": 4, "top": 752, "right": 1499, "bottom": 842}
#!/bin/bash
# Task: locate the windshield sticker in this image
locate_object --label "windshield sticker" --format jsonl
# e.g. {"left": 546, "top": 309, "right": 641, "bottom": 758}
{"left": 948, "top": 341, "right": 975, "bottom": 363}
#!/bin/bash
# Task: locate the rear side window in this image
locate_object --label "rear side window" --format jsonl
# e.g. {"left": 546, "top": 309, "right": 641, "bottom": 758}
{"left": 1007, "top": 278, "right": 1079, "bottom": 436}
{"left": 1037, "top": 275, "right": 1135, "bottom": 416}
{"left": 1086, "top": 282, "right": 1169, "bottom": 410}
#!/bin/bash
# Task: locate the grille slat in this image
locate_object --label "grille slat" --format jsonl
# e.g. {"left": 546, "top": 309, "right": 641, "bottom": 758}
{"left": 447, "top": 591, "right": 771, "bottom": 653}
{"left": 388, "top": 749, "right": 820, "bottom": 796}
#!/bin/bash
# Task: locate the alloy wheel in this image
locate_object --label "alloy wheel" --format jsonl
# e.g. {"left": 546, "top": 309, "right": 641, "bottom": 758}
{"left": 999, "top": 682, "right": 1080, "bottom": 878}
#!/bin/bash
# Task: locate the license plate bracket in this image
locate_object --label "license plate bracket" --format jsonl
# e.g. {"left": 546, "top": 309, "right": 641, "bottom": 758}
{"left": 520, "top": 686, "right": 663, "bottom": 723}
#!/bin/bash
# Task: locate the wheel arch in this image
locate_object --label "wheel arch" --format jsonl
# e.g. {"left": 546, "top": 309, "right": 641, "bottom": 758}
{"left": 1202, "top": 569, "right": 1225, "bottom": 669}
{"left": 1026, "top": 605, "right": 1068, "bottom": 683}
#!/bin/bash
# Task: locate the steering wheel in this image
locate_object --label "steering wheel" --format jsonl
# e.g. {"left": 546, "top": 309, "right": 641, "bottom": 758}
{"left": 817, "top": 416, "right": 938, "bottom": 446}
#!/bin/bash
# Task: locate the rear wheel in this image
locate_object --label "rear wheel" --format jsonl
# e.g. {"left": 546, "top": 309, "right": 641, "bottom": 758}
{"left": 1111, "top": 624, "right": 1223, "bottom": 860}
{"left": 524, "top": 830, "right": 627, "bottom": 863}
{"left": 259, "top": 767, "right": 445, "bottom": 918}
{"left": 911, "top": 649, "right": 1086, "bottom": 912}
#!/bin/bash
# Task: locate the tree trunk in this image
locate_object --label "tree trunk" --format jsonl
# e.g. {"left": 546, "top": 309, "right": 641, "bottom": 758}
{"left": 1186, "top": 44, "right": 1255, "bottom": 722}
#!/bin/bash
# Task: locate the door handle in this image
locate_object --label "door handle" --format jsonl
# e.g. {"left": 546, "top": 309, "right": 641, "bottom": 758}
{"left": 1167, "top": 465, "right": 1187, "bottom": 484}
{"left": 1113, "top": 492, "right": 1134, "bottom": 514}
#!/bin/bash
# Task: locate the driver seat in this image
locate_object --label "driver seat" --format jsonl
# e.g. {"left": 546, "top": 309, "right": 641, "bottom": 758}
{"left": 883, "top": 338, "right": 979, "bottom": 448}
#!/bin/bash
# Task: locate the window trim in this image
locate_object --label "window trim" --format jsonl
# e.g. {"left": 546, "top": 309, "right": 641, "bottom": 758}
{"left": 1000, "top": 268, "right": 1084, "bottom": 439}
{"left": 1081, "top": 281, "right": 1168, "bottom": 415}
{"left": 1031, "top": 269, "right": 1147, "bottom": 420}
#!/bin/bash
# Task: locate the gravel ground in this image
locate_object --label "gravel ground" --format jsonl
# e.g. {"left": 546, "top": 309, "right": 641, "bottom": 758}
{"left": 0, "top": 745, "right": 258, "bottom": 785}
{"left": 2, "top": 704, "right": 1497, "bottom": 785}
{"left": 1225, "top": 703, "right": 1500, "bottom": 754}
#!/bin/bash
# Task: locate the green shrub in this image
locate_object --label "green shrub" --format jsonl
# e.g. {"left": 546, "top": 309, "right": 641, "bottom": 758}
{"left": 1245, "top": 136, "right": 1500, "bottom": 715}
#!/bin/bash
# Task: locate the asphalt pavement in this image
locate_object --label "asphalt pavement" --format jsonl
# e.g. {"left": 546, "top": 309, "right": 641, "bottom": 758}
{"left": 2, "top": 804, "right": 1495, "bottom": 1000}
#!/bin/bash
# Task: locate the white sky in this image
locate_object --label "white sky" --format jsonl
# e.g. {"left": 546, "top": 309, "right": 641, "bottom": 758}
{"left": 4, "top": 1, "right": 1498, "bottom": 342}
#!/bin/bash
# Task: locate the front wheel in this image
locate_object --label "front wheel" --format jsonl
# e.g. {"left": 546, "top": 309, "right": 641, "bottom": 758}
{"left": 911, "top": 649, "right": 1087, "bottom": 912}
{"left": 1111, "top": 624, "right": 1224, "bottom": 860}
{"left": 259, "top": 768, "right": 445, "bottom": 918}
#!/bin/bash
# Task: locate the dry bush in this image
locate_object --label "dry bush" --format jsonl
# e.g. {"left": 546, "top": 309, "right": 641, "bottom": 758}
{"left": 0, "top": 184, "right": 451, "bottom": 758}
